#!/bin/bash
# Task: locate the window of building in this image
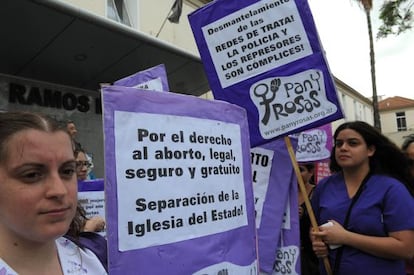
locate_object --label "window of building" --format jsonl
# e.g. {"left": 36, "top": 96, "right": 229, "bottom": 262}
{"left": 107, "top": 0, "right": 132, "bottom": 27}
{"left": 353, "top": 99, "right": 361, "bottom": 120}
{"left": 361, "top": 105, "right": 366, "bottom": 121}
{"left": 396, "top": 111, "right": 407, "bottom": 131}
{"left": 340, "top": 93, "right": 346, "bottom": 109}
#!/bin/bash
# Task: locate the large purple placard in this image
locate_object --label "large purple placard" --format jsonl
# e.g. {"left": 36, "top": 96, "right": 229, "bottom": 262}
{"left": 189, "top": 0, "right": 343, "bottom": 147}
{"left": 102, "top": 86, "right": 258, "bottom": 274}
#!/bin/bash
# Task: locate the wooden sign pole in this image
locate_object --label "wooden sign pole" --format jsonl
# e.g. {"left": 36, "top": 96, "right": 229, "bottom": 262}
{"left": 284, "top": 136, "right": 332, "bottom": 275}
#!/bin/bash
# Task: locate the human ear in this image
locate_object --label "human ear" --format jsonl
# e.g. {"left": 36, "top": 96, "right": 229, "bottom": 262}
{"left": 368, "top": 145, "right": 376, "bottom": 157}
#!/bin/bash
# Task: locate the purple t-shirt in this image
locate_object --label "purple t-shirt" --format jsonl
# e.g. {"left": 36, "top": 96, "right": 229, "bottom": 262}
{"left": 312, "top": 173, "right": 414, "bottom": 275}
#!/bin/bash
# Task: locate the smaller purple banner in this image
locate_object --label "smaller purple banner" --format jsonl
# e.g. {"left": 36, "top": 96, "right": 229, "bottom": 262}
{"left": 113, "top": 64, "right": 169, "bottom": 92}
{"left": 251, "top": 138, "right": 299, "bottom": 273}
{"left": 77, "top": 179, "right": 106, "bottom": 236}
{"left": 295, "top": 123, "right": 333, "bottom": 162}
{"left": 272, "top": 177, "right": 300, "bottom": 274}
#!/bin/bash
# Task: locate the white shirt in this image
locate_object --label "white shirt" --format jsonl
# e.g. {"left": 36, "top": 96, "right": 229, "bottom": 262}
{"left": 0, "top": 237, "right": 107, "bottom": 275}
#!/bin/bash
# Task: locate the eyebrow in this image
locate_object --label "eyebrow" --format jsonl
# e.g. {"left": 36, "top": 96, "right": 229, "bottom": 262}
{"left": 336, "top": 137, "right": 361, "bottom": 142}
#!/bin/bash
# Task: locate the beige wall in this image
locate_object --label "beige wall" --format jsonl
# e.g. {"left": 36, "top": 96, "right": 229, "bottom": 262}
{"left": 140, "top": 0, "right": 200, "bottom": 55}
{"left": 331, "top": 84, "right": 373, "bottom": 134}
{"left": 380, "top": 111, "right": 398, "bottom": 133}
{"left": 380, "top": 108, "right": 414, "bottom": 146}
{"left": 381, "top": 108, "right": 414, "bottom": 133}
{"left": 59, "top": 0, "right": 374, "bottom": 109}
{"left": 63, "top": 0, "right": 106, "bottom": 15}
{"left": 61, "top": 0, "right": 201, "bottom": 56}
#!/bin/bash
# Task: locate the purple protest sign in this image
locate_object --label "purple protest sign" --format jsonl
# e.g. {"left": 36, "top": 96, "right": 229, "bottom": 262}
{"left": 251, "top": 138, "right": 298, "bottom": 273}
{"left": 295, "top": 123, "right": 333, "bottom": 162}
{"left": 78, "top": 178, "right": 105, "bottom": 192}
{"left": 189, "top": 0, "right": 343, "bottom": 147}
{"left": 102, "top": 86, "right": 258, "bottom": 274}
{"left": 113, "top": 64, "right": 169, "bottom": 92}
{"left": 272, "top": 177, "right": 300, "bottom": 275}
{"left": 77, "top": 179, "right": 106, "bottom": 236}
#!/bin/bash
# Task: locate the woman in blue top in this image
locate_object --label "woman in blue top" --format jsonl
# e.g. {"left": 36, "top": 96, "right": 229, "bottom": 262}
{"left": 311, "top": 121, "right": 414, "bottom": 275}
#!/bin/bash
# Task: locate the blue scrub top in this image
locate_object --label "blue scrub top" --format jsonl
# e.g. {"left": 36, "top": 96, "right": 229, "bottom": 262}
{"left": 312, "top": 173, "right": 414, "bottom": 275}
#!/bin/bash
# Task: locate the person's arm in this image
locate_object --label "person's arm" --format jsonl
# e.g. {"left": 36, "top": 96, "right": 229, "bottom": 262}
{"left": 312, "top": 220, "right": 414, "bottom": 260}
{"left": 83, "top": 216, "right": 106, "bottom": 232}
{"left": 343, "top": 229, "right": 414, "bottom": 259}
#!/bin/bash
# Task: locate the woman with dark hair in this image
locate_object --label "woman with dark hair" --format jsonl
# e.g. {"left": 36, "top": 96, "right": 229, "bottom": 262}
{"left": 311, "top": 121, "right": 414, "bottom": 275}
{"left": 0, "top": 111, "right": 107, "bottom": 274}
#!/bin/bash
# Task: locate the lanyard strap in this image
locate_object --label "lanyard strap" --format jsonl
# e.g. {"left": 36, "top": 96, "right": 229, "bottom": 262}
{"left": 333, "top": 172, "right": 372, "bottom": 275}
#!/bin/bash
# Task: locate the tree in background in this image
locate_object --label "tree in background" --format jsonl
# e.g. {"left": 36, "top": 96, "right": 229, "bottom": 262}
{"left": 377, "top": 0, "right": 413, "bottom": 38}
{"left": 356, "top": 0, "right": 381, "bottom": 130}
{"left": 355, "top": 0, "right": 413, "bottom": 130}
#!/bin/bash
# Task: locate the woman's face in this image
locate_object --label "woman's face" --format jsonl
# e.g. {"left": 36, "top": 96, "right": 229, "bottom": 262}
{"left": 0, "top": 130, "right": 77, "bottom": 243}
{"left": 299, "top": 164, "right": 314, "bottom": 184}
{"left": 75, "top": 151, "right": 89, "bottom": 181}
{"left": 334, "top": 129, "right": 375, "bottom": 170}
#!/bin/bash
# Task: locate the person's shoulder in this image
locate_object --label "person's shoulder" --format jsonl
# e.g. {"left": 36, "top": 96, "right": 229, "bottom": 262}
{"left": 317, "top": 172, "right": 342, "bottom": 186}
{"left": 370, "top": 174, "right": 412, "bottom": 194}
{"left": 78, "top": 232, "right": 107, "bottom": 251}
{"left": 313, "top": 173, "right": 342, "bottom": 197}
{"left": 58, "top": 236, "right": 108, "bottom": 274}
{"left": 57, "top": 235, "right": 78, "bottom": 250}
{"left": 370, "top": 174, "right": 403, "bottom": 186}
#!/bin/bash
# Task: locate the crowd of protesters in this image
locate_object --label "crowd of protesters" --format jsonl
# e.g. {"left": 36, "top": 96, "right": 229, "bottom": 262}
{"left": 1, "top": 110, "right": 413, "bottom": 274}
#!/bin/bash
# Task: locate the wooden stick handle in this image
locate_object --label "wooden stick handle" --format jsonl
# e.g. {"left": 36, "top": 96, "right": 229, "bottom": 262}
{"left": 284, "top": 136, "right": 332, "bottom": 275}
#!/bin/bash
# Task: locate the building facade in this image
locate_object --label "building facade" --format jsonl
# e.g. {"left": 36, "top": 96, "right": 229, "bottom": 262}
{"left": 1, "top": 0, "right": 375, "bottom": 178}
{"left": 332, "top": 77, "right": 373, "bottom": 130}
{"left": 379, "top": 96, "right": 414, "bottom": 147}
{"left": 1, "top": 0, "right": 210, "bottom": 178}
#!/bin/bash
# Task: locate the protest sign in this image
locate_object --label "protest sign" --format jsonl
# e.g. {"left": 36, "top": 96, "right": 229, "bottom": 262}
{"left": 271, "top": 178, "right": 300, "bottom": 275}
{"left": 315, "top": 160, "right": 331, "bottom": 184}
{"left": 251, "top": 138, "right": 298, "bottom": 273}
{"left": 77, "top": 179, "right": 106, "bottom": 236}
{"left": 113, "top": 64, "right": 169, "bottom": 92}
{"left": 78, "top": 179, "right": 105, "bottom": 219}
{"left": 295, "top": 123, "right": 332, "bottom": 162}
{"left": 189, "top": 0, "right": 343, "bottom": 146}
{"left": 102, "top": 86, "right": 258, "bottom": 274}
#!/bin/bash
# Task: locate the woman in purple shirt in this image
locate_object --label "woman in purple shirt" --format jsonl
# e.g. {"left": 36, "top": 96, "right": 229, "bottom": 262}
{"left": 311, "top": 121, "right": 414, "bottom": 275}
